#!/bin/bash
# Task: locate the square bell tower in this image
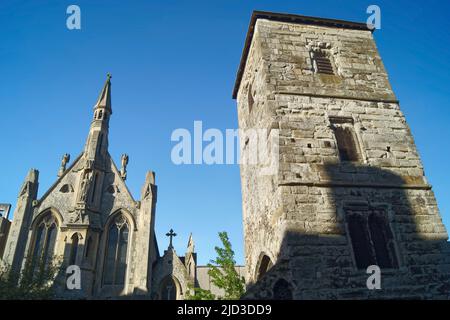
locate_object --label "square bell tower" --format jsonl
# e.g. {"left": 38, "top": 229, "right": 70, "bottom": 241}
{"left": 233, "top": 11, "right": 450, "bottom": 299}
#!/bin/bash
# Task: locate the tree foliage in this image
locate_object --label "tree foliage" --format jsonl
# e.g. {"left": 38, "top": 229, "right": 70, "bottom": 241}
{"left": 207, "top": 232, "right": 245, "bottom": 300}
{"left": 186, "top": 284, "right": 216, "bottom": 300}
{"left": 187, "top": 232, "right": 245, "bottom": 300}
{"left": 0, "top": 257, "right": 60, "bottom": 300}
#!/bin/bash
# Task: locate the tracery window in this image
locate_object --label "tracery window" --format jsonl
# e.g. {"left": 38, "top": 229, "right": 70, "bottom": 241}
{"left": 32, "top": 214, "right": 58, "bottom": 269}
{"left": 103, "top": 214, "right": 129, "bottom": 286}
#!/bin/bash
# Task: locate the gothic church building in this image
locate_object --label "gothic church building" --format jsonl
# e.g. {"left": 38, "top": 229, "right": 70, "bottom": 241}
{"left": 0, "top": 75, "right": 200, "bottom": 299}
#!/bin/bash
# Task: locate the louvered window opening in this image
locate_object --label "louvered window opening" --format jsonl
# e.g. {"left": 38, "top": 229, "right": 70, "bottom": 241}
{"left": 314, "top": 52, "right": 334, "bottom": 75}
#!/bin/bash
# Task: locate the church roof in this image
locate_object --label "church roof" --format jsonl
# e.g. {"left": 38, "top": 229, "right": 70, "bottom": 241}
{"left": 94, "top": 73, "right": 112, "bottom": 112}
{"left": 232, "top": 10, "right": 372, "bottom": 99}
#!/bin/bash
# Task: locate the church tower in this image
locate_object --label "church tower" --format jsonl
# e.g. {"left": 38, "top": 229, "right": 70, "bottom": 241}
{"left": 4, "top": 75, "right": 159, "bottom": 298}
{"left": 233, "top": 11, "right": 450, "bottom": 299}
{"left": 84, "top": 74, "right": 112, "bottom": 161}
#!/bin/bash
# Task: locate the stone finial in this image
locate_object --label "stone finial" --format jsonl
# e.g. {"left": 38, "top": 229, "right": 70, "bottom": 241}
{"left": 58, "top": 153, "right": 70, "bottom": 177}
{"left": 120, "top": 154, "right": 129, "bottom": 180}
{"left": 186, "top": 233, "right": 195, "bottom": 253}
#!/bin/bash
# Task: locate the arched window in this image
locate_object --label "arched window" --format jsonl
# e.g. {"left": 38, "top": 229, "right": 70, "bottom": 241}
{"left": 257, "top": 255, "right": 273, "bottom": 280}
{"left": 159, "top": 276, "right": 179, "bottom": 300}
{"left": 273, "top": 278, "right": 293, "bottom": 300}
{"left": 98, "top": 110, "right": 103, "bottom": 119}
{"left": 69, "top": 233, "right": 79, "bottom": 266}
{"left": 32, "top": 214, "right": 58, "bottom": 269}
{"left": 103, "top": 214, "right": 129, "bottom": 286}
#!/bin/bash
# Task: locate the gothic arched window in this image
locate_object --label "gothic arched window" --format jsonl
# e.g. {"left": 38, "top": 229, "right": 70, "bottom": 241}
{"left": 32, "top": 214, "right": 58, "bottom": 269}
{"left": 160, "top": 276, "right": 178, "bottom": 300}
{"left": 103, "top": 215, "right": 129, "bottom": 286}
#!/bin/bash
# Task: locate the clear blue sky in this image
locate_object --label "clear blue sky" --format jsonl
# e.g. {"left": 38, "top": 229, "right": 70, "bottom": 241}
{"left": 0, "top": 0, "right": 449, "bottom": 265}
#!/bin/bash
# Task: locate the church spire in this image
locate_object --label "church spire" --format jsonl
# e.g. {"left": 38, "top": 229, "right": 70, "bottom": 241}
{"left": 84, "top": 74, "right": 113, "bottom": 160}
{"left": 94, "top": 73, "right": 112, "bottom": 113}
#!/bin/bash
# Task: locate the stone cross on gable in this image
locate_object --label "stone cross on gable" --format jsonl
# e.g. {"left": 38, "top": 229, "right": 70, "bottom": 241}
{"left": 166, "top": 229, "right": 177, "bottom": 249}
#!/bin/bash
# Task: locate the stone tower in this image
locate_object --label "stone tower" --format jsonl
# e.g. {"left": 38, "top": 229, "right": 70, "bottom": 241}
{"left": 3, "top": 75, "right": 159, "bottom": 298}
{"left": 233, "top": 11, "right": 450, "bottom": 299}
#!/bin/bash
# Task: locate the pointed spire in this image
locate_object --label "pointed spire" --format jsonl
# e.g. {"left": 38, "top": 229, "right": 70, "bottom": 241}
{"left": 186, "top": 233, "right": 195, "bottom": 254}
{"left": 94, "top": 73, "right": 112, "bottom": 113}
{"left": 84, "top": 75, "right": 113, "bottom": 159}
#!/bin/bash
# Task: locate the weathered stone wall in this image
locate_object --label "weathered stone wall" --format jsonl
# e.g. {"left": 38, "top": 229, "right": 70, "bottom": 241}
{"left": 253, "top": 19, "right": 395, "bottom": 101}
{"left": 152, "top": 248, "right": 193, "bottom": 300}
{"left": 236, "top": 16, "right": 450, "bottom": 299}
{"left": 196, "top": 265, "right": 246, "bottom": 298}
{"left": 0, "top": 216, "right": 11, "bottom": 260}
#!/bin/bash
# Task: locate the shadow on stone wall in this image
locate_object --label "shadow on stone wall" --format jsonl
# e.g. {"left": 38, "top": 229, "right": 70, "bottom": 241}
{"left": 53, "top": 241, "right": 87, "bottom": 299}
{"left": 243, "top": 162, "right": 450, "bottom": 300}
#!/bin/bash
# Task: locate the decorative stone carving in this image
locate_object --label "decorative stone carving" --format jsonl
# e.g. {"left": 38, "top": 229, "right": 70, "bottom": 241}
{"left": 114, "top": 215, "right": 127, "bottom": 229}
{"left": 78, "top": 170, "right": 93, "bottom": 202}
{"left": 68, "top": 208, "right": 82, "bottom": 224}
{"left": 58, "top": 153, "right": 70, "bottom": 177}
{"left": 120, "top": 154, "right": 129, "bottom": 180}
{"left": 84, "top": 159, "right": 94, "bottom": 170}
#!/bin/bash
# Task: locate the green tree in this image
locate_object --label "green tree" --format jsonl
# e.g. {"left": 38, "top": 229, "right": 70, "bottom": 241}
{"left": 0, "top": 257, "right": 60, "bottom": 300}
{"left": 186, "top": 284, "right": 216, "bottom": 300}
{"left": 205, "top": 231, "right": 245, "bottom": 300}
{"left": 183, "top": 231, "right": 246, "bottom": 300}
